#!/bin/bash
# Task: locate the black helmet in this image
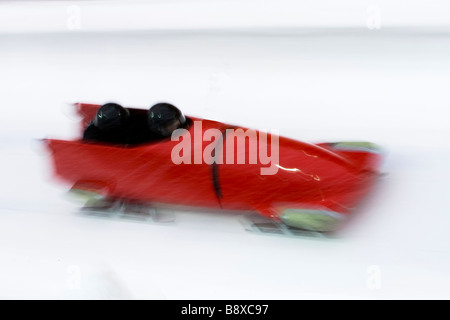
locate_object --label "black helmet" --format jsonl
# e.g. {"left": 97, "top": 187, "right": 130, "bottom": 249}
{"left": 148, "top": 103, "right": 186, "bottom": 137}
{"left": 94, "top": 103, "right": 130, "bottom": 131}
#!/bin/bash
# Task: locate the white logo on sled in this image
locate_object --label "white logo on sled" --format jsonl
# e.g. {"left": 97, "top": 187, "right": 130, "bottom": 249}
{"left": 171, "top": 121, "right": 279, "bottom": 176}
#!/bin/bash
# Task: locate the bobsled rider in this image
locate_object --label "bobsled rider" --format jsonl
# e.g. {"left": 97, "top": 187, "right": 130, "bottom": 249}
{"left": 83, "top": 102, "right": 186, "bottom": 144}
{"left": 147, "top": 102, "right": 187, "bottom": 138}
{"left": 83, "top": 103, "right": 131, "bottom": 144}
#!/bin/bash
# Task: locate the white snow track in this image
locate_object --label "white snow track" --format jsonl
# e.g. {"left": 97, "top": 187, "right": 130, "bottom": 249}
{"left": 0, "top": 28, "right": 449, "bottom": 299}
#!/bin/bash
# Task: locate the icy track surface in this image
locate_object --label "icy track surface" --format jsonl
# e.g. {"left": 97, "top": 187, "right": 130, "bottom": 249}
{"left": 0, "top": 30, "right": 449, "bottom": 299}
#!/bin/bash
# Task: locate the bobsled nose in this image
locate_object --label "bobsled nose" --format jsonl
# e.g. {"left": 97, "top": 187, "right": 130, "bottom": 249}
{"left": 331, "top": 141, "right": 381, "bottom": 153}
{"left": 330, "top": 141, "right": 383, "bottom": 174}
{"left": 279, "top": 209, "right": 345, "bottom": 232}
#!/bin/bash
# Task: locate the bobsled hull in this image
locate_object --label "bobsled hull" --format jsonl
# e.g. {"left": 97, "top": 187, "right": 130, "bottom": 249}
{"left": 45, "top": 103, "right": 382, "bottom": 232}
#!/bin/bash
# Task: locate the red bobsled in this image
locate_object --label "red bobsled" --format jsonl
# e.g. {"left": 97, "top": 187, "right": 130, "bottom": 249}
{"left": 45, "top": 103, "right": 382, "bottom": 232}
